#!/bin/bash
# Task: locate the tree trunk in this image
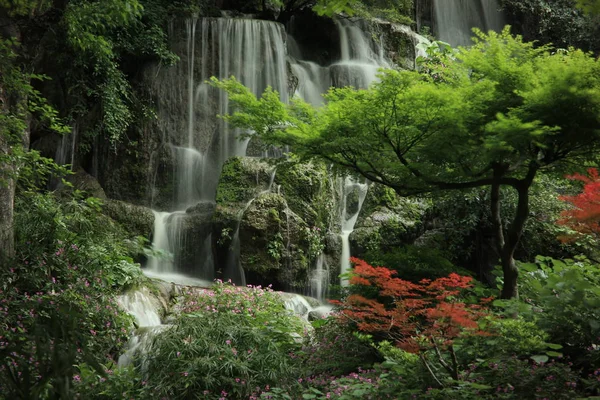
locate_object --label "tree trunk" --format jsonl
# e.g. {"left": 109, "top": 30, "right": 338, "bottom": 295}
{"left": 491, "top": 163, "right": 538, "bottom": 299}
{"left": 500, "top": 251, "right": 519, "bottom": 299}
{"left": 0, "top": 135, "right": 15, "bottom": 260}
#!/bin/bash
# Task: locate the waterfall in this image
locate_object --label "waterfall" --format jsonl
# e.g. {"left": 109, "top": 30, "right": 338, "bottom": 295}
{"left": 287, "top": 17, "right": 392, "bottom": 108}
{"left": 331, "top": 19, "right": 391, "bottom": 89}
{"left": 146, "top": 13, "right": 428, "bottom": 289}
{"left": 339, "top": 176, "right": 369, "bottom": 286}
{"left": 288, "top": 19, "right": 385, "bottom": 287}
{"left": 309, "top": 253, "right": 329, "bottom": 301}
{"left": 117, "top": 287, "right": 166, "bottom": 367}
{"left": 55, "top": 123, "right": 78, "bottom": 171}
{"left": 433, "top": 0, "right": 505, "bottom": 47}
{"left": 148, "top": 18, "right": 289, "bottom": 281}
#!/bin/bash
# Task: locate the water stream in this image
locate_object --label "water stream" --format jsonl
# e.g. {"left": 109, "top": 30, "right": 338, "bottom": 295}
{"left": 433, "top": 0, "right": 505, "bottom": 46}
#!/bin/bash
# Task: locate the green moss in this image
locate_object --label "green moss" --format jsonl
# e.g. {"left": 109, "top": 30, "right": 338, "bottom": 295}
{"left": 215, "top": 157, "right": 254, "bottom": 204}
{"left": 275, "top": 160, "right": 335, "bottom": 228}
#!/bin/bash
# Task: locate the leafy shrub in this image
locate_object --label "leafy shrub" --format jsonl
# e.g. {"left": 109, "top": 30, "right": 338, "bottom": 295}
{"left": 73, "top": 363, "right": 147, "bottom": 399}
{"left": 14, "top": 191, "right": 145, "bottom": 289}
{"left": 517, "top": 256, "right": 600, "bottom": 363}
{"left": 335, "top": 258, "right": 486, "bottom": 353}
{"left": 142, "top": 282, "right": 305, "bottom": 399}
{"left": 460, "top": 358, "right": 580, "bottom": 399}
{"left": 0, "top": 191, "right": 142, "bottom": 398}
{"left": 455, "top": 316, "right": 553, "bottom": 363}
{"left": 364, "top": 244, "right": 468, "bottom": 283}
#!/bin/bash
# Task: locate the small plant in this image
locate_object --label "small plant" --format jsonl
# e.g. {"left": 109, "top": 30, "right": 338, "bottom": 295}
{"left": 304, "top": 225, "right": 325, "bottom": 260}
{"left": 218, "top": 227, "right": 233, "bottom": 246}
{"left": 267, "top": 232, "right": 285, "bottom": 261}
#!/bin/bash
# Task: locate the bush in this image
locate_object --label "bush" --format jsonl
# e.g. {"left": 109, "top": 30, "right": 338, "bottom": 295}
{"left": 364, "top": 245, "right": 469, "bottom": 283}
{"left": 455, "top": 316, "right": 553, "bottom": 363}
{"left": 517, "top": 256, "right": 600, "bottom": 364}
{"left": 0, "top": 191, "right": 142, "bottom": 398}
{"left": 141, "top": 282, "right": 306, "bottom": 399}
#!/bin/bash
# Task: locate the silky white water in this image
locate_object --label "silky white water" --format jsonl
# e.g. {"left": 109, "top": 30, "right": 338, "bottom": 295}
{"left": 148, "top": 18, "right": 289, "bottom": 282}
{"left": 433, "top": 0, "right": 505, "bottom": 47}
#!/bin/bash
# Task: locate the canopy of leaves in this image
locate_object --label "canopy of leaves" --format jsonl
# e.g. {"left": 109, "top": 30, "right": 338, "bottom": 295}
{"left": 213, "top": 28, "right": 600, "bottom": 196}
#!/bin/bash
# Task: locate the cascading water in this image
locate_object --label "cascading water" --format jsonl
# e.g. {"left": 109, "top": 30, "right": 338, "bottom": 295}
{"left": 433, "top": 0, "right": 505, "bottom": 47}
{"left": 55, "top": 123, "right": 78, "bottom": 170}
{"left": 288, "top": 19, "right": 387, "bottom": 288}
{"left": 339, "top": 177, "right": 369, "bottom": 286}
{"left": 332, "top": 19, "right": 391, "bottom": 88}
{"left": 147, "top": 13, "right": 427, "bottom": 290}
{"left": 148, "top": 18, "right": 289, "bottom": 281}
{"left": 309, "top": 253, "right": 329, "bottom": 301}
{"left": 117, "top": 288, "right": 166, "bottom": 367}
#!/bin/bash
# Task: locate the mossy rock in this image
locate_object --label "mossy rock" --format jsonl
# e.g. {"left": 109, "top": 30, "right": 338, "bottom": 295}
{"left": 103, "top": 199, "right": 154, "bottom": 238}
{"left": 351, "top": 184, "right": 428, "bottom": 258}
{"left": 215, "top": 156, "right": 275, "bottom": 206}
{"left": 237, "top": 192, "right": 311, "bottom": 290}
{"left": 368, "top": 18, "right": 423, "bottom": 70}
{"left": 273, "top": 159, "right": 335, "bottom": 229}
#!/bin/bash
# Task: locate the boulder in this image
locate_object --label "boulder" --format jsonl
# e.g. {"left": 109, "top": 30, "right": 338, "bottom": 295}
{"left": 103, "top": 199, "right": 154, "bottom": 238}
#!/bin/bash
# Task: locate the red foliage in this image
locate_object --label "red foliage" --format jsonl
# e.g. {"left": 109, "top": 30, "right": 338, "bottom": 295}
{"left": 558, "top": 168, "right": 600, "bottom": 239}
{"left": 334, "top": 258, "right": 488, "bottom": 353}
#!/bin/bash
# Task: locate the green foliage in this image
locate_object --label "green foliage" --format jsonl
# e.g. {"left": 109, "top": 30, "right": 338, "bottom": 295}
{"left": 267, "top": 231, "right": 285, "bottom": 261}
{"left": 142, "top": 282, "right": 305, "bottom": 399}
{"left": 576, "top": 0, "right": 600, "bottom": 13}
{"left": 363, "top": 244, "right": 467, "bottom": 283}
{"left": 301, "top": 316, "right": 380, "bottom": 377}
{"left": 516, "top": 256, "right": 600, "bottom": 361}
{"left": 499, "top": 0, "right": 600, "bottom": 52}
{"left": 455, "top": 316, "right": 554, "bottom": 363}
{"left": 14, "top": 191, "right": 145, "bottom": 288}
{"left": 304, "top": 226, "right": 325, "bottom": 260}
{"left": 73, "top": 363, "right": 148, "bottom": 399}
{"left": 0, "top": 191, "right": 142, "bottom": 399}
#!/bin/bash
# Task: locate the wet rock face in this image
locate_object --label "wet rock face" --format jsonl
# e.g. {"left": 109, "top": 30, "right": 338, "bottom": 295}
{"left": 213, "top": 157, "right": 340, "bottom": 290}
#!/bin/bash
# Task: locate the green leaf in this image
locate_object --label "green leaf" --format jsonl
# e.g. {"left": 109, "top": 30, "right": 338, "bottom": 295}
{"left": 531, "top": 355, "right": 549, "bottom": 363}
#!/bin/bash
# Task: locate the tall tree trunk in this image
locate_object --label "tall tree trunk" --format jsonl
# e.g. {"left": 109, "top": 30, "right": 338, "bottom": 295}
{"left": 0, "top": 134, "right": 15, "bottom": 260}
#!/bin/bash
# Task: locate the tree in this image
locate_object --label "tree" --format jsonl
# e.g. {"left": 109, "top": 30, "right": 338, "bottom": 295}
{"left": 212, "top": 28, "right": 600, "bottom": 299}
{"left": 333, "top": 258, "right": 486, "bottom": 382}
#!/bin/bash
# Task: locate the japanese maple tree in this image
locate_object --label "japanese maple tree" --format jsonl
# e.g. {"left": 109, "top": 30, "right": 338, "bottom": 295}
{"left": 335, "top": 258, "right": 485, "bottom": 349}
{"left": 332, "top": 258, "right": 490, "bottom": 381}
